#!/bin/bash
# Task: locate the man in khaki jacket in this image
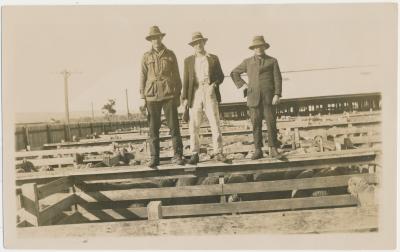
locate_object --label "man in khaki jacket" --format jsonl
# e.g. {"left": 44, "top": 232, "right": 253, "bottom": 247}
{"left": 140, "top": 26, "right": 184, "bottom": 168}
{"left": 230, "top": 35, "right": 283, "bottom": 159}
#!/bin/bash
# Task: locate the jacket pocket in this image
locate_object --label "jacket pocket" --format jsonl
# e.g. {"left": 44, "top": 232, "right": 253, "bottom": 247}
{"left": 145, "top": 81, "right": 155, "bottom": 97}
{"left": 146, "top": 58, "right": 155, "bottom": 66}
{"left": 160, "top": 57, "right": 173, "bottom": 73}
{"left": 159, "top": 79, "right": 174, "bottom": 97}
{"left": 207, "top": 84, "right": 216, "bottom": 98}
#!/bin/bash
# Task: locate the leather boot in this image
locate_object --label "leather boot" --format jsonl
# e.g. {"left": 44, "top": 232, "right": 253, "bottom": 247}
{"left": 215, "top": 153, "right": 232, "bottom": 164}
{"left": 188, "top": 153, "right": 199, "bottom": 165}
{"left": 148, "top": 156, "right": 160, "bottom": 169}
{"left": 172, "top": 154, "right": 185, "bottom": 166}
{"left": 251, "top": 149, "right": 264, "bottom": 160}
{"left": 269, "top": 147, "right": 283, "bottom": 159}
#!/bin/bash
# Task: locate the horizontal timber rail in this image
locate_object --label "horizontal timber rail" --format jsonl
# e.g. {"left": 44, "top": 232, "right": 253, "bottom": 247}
{"left": 17, "top": 172, "right": 378, "bottom": 227}
{"left": 75, "top": 173, "right": 376, "bottom": 201}
{"left": 15, "top": 145, "right": 114, "bottom": 159}
{"left": 15, "top": 126, "right": 380, "bottom": 169}
{"left": 41, "top": 116, "right": 380, "bottom": 149}
{"left": 15, "top": 148, "right": 378, "bottom": 228}
{"left": 16, "top": 149, "right": 376, "bottom": 185}
{"left": 17, "top": 206, "right": 378, "bottom": 236}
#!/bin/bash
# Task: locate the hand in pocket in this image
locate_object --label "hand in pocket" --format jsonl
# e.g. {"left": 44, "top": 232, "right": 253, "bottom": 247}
{"left": 208, "top": 83, "right": 216, "bottom": 96}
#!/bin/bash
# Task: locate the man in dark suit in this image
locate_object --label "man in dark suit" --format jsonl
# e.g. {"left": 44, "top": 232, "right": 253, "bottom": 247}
{"left": 230, "top": 35, "right": 282, "bottom": 159}
{"left": 181, "top": 32, "right": 228, "bottom": 164}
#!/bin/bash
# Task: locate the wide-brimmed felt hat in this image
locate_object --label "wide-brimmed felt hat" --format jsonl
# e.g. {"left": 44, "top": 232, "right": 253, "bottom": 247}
{"left": 188, "top": 32, "right": 208, "bottom": 46}
{"left": 249, "top": 35, "right": 270, "bottom": 50}
{"left": 145, "top": 26, "right": 166, "bottom": 41}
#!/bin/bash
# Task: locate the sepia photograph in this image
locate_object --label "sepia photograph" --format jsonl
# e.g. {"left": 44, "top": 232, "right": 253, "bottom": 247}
{"left": 2, "top": 1, "right": 397, "bottom": 250}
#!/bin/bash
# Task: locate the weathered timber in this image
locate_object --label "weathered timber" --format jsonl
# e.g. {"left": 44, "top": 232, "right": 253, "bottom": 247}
{"left": 20, "top": 183, "right": 40, "bottom": 226}
{"left": 75, "top": 184, "right": 223, "bottom": 202}
{"left": 37, "top": 177, "right": 71, "bottom": 200}
{"left": 65, "top": 195, "right": 358, "bottom": 223}
{"left": 147, "top": 201, "right": 162, "bottom": 220}
{"left": 39, "top": 194, "right": 76, "bottom": 225}
{"left": 222, "top": 173, "right": 376, "bottom": 195}
{"left": 16, "top": 149, "right": 376, "bottom": 186}
{"left": 15, "top": 157, "right": 75, "bottom": 167}
{"left": 162, "top": 195, "right": 358, "bottom": 217}
{"left": 17, "top": 206, "right": 378, "bottom": 237}
{"left": 15, "top": 145, "right": 114, "bottom": 159}
{"left": 74, "top": 173, "right": 375, "bottom": 203}
{"left": 41, "top": 117, "right": 381, "bottom": 149}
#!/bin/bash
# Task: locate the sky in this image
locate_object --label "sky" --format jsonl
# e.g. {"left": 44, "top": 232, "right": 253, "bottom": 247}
{"left": 3, "top": 4, "right": 396, "bottom": 115}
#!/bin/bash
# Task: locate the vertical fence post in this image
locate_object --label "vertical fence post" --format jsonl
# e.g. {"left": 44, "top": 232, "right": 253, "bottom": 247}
{"left": 294, "top": 128, "right": 300, "bottom": 149}
{"left": 367, "top": 129, "right": 373, "bottom": 148}
{"left": 21, "top": 183, "right": 40, "bottom": 226}
{"left": 23, "top": 127, "right": 30, "bottom": 150}
{"left": 219, "top": 177, "right": 226, "bottom": 203}
{"left": 68, "top": 178, "right": 78, "bottom": 212}
{"left": 147, "top": 201, "right": 162, "bottom": 220}
{"left": 64, "top": 124, "right": 70, "bottom": 142}
{"left": 101, "top": 122, "right": 105, "bottom": 134}
{"left": 46, "top": 124, "right": 52, "bottom": 144}
{"left": 77, "top": 123, "right": 82, "bottom": 137}
{"left": 289, "top": 128, "right": 296, "bottom": 150}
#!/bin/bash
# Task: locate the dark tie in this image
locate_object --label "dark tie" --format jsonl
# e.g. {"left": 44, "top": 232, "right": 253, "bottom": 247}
{"left": 257, "top": 56, "right": 264, "bottom": 66}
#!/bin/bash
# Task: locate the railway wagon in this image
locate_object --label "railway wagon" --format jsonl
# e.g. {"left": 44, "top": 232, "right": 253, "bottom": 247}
{"left": 219, "top": 92, "right": 381, "bottom": 120}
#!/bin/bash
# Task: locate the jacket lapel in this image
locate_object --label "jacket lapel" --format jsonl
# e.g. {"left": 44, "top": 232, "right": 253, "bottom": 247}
{"left": 190, "top": 55, "right": 195, "bottom": 77}
{"left": 251, "top": 56, "right": 260, "bottom": 74}
{"left": 206, "top": 55, "right": 213, "bottom": 77}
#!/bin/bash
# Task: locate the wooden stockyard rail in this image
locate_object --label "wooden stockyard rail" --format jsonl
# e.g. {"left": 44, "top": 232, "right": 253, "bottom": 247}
{"left": 14, "top": 91, "right": 381, "bottom": 150}
{"left": 41, "top": 113, "right": 381, "bottom": 149}
{"left": 15, "top": 119, "right": 381, "bottom": 169}
{"left": 16, "top": 148, "right": 380, "bottom": 235}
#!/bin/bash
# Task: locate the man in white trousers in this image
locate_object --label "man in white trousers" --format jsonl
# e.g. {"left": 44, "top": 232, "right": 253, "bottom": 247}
{"left": 181, "top": 32, "right": 229, "bottom": 164}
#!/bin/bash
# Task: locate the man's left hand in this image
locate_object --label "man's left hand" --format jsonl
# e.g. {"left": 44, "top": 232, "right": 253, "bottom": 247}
{"left": 272, "top": 95, "right": 280, "bottom": 105}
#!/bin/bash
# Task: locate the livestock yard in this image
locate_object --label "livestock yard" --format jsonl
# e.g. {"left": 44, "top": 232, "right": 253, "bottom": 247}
{"left": 15, "top": 93, "right": 381, "bottom": 237}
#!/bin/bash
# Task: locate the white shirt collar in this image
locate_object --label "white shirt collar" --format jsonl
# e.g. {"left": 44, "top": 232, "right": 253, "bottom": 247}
{"left": 195, "top": 51, "right": 210, "bottom": 58}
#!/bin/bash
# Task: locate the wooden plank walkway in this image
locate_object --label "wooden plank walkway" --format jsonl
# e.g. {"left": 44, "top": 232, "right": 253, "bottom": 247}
{"left": 17, "top": 206, "right": 378, "bottom": 237}
{"left": 15, "top": 149, "right": 376, "bottom": 185}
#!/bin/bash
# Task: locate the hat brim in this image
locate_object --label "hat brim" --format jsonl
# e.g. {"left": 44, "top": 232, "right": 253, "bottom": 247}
{"left": 188, "top": 38, "right": 208, "bottom": 46}
{"left": 249, "top": 43, "right": 270, "bottom": 50}
{"left": 146, "top": 33, "right": 166, "bottom": 41}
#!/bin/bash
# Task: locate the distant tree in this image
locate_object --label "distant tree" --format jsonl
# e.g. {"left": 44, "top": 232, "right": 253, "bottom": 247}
{"left": 102, "top": 99, "right": 117, "bottom": 120}
{"left": 50, "top": 118, "right": 61, "bottom": 123}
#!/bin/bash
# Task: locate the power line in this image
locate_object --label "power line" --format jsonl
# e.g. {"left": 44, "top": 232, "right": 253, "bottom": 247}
{"left": 224, "top": 64, "right": 378, "bottom": 77}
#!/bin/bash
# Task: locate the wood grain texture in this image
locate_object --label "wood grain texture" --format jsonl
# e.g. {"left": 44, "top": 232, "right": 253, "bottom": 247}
{"left": 17, "top": 206, "right": 378, "bottom": 236}
{"left": 37, "top": 177, "right": 71, "bottom": 200}
{"left": 39, "top": 194, "right": 76, "bottom": 225}
{"left": 16, "top": 149, "right": 376, "bottom": 185}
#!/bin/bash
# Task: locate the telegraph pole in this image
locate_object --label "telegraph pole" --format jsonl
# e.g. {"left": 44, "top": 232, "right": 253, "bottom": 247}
{"left": 55, "top": 69, "right": 81, "bottom": 141}
{"left": 125, "top": 88, "right": 130, "bottom": 119}
{"left": 61, "top": 70, "right": 72, "bottom": 124}
{"left": 91, "top": 102, "right": 95, "bottom": 122}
